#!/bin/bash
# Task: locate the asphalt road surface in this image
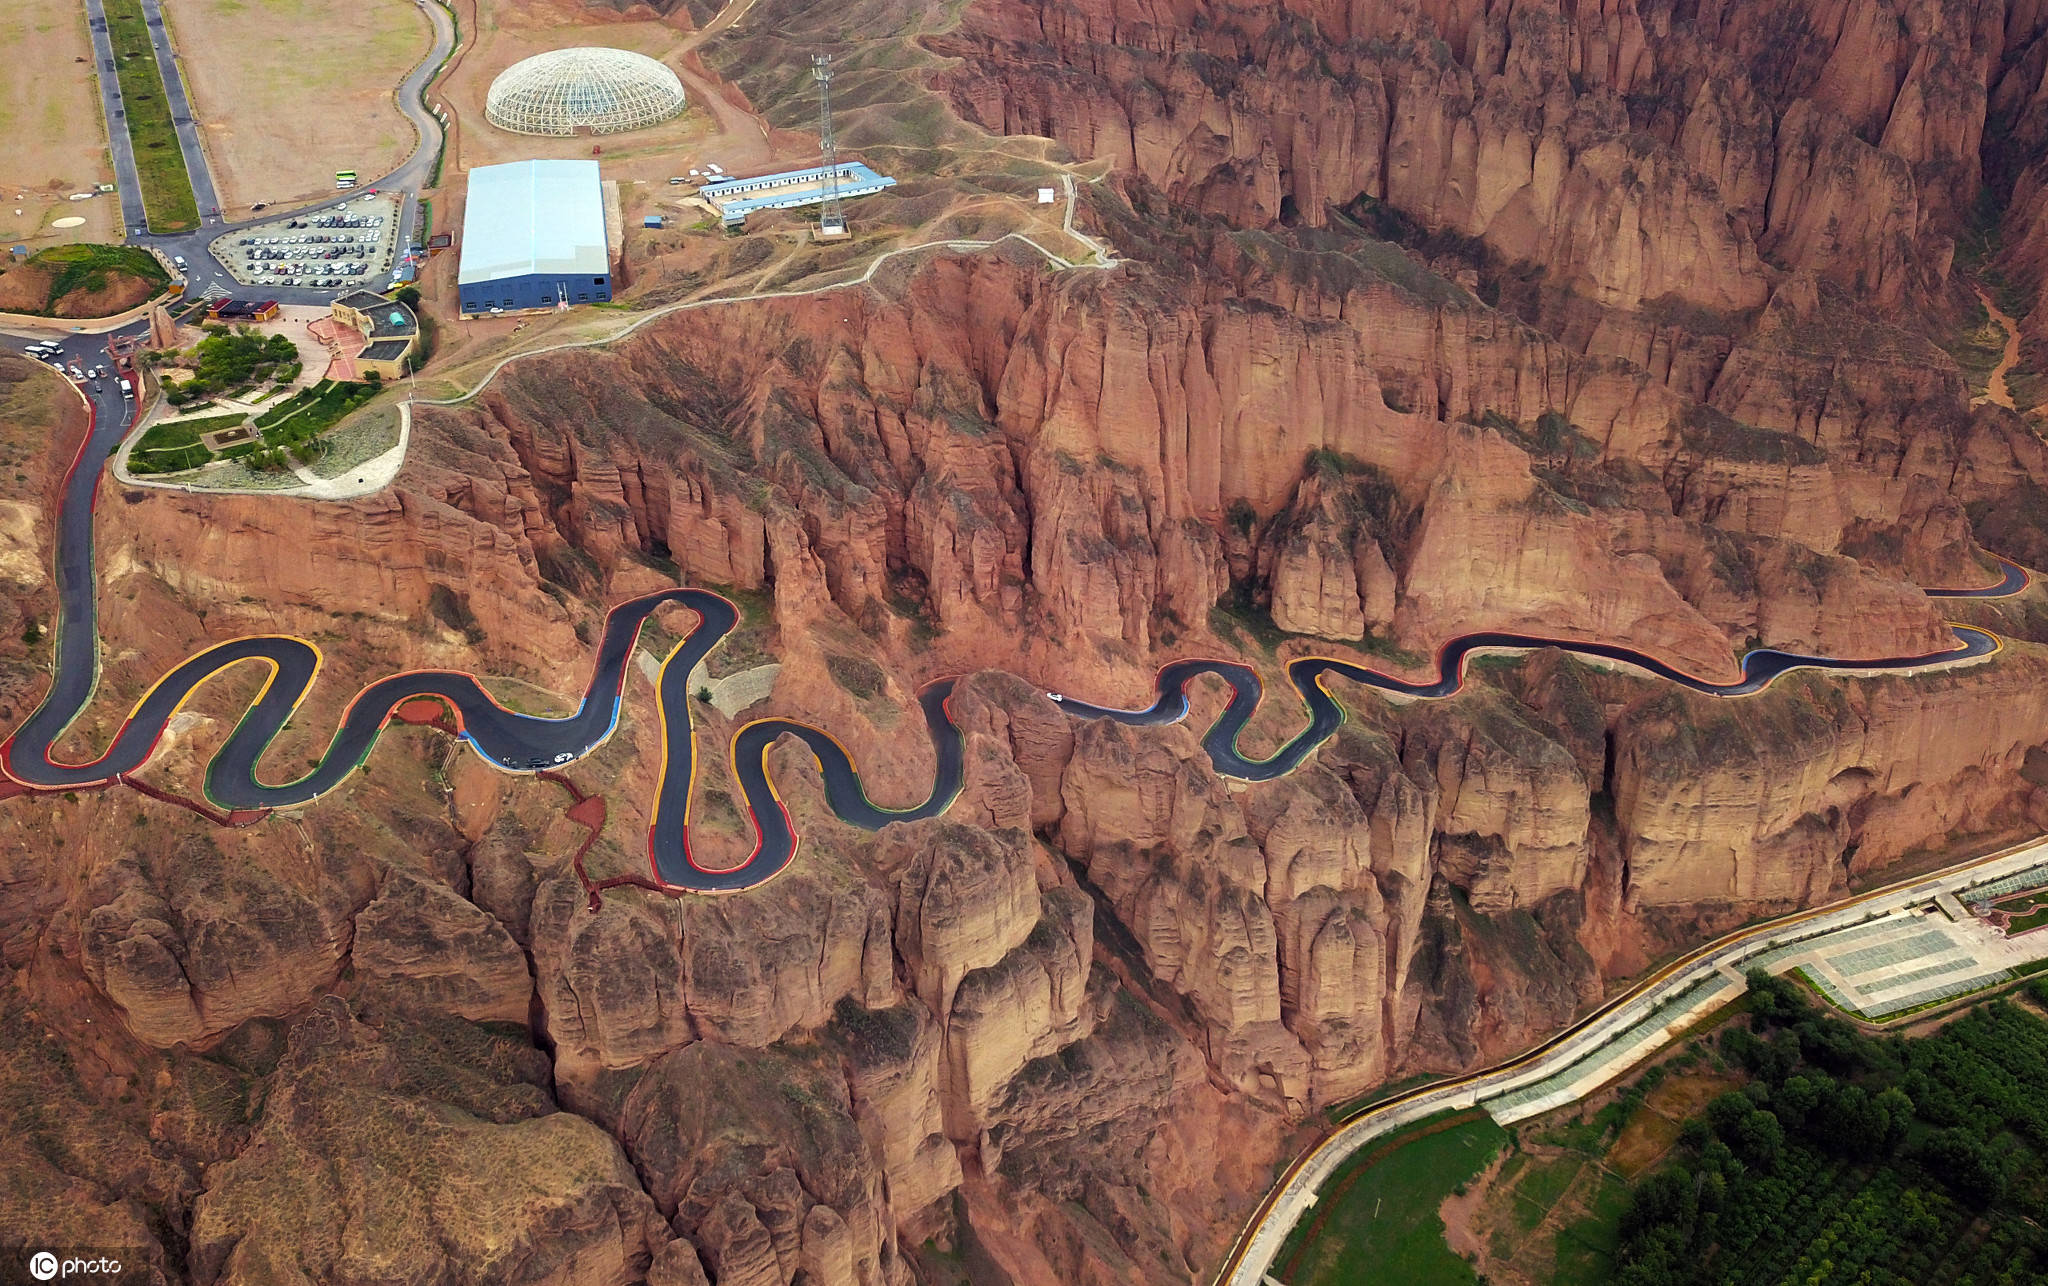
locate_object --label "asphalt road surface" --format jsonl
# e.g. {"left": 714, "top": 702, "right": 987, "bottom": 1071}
{"left": 0, "top": 329, "right": 2023, "bottom": 893}
{"left": 78, "top": 0, "right": 456, "bottom": 304}
{"left": 0, "top": 346, "right": 966, "bottom": 893}
{"left": 136, "top": 0, "right": 224, "bottom": 223}
{"left": 79, "top": 0, "right": 149, "bottom": 233}
{"left": 1051, "top": 622, "right": 2006, "bottom": 781}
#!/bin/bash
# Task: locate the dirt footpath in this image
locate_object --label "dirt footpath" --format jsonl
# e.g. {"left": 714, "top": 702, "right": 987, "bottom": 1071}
{"left": 165, "top": 0, "right": 434, "bottom": 214}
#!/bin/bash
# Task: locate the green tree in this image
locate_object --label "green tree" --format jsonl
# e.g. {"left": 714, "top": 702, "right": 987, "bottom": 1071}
{"left": 1874, "top": 1086, "right": 1914, "bottom": 1150}
{"left": 1775, "top": 1072, "right": 1827, "bottom": 1129}
{"left": 1734, "top": 1109, "right": 1785, "bottom": 1169}
{"left": 1915, "top": 1129, "right": 2007, "bottom": 1207}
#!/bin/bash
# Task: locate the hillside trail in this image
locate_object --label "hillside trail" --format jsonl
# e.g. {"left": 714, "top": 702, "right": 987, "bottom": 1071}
{"left": 678, "top": 0, "right": 764, "bottom": 52}
{"left": 1975, "top": 286, "right": 2021, "bottom": 410}
{"left": 653, "top": 0, "right": 781, "bottom": 172}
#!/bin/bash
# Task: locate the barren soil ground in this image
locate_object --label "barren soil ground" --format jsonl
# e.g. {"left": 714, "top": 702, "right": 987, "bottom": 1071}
{"left": 166, "top": 0, "right": 434, "bottom": 214}
{"left": 0, "top": 260, "right": 156, "bottom": 318}
{"left": 1978, "top": 288, "right": 2024, "bottom": 411}
{"left": 0, "top": 0, "right": 121, "bottom": 249}
{"left": 1443, "top": 1064, "right": 1741, "bottom": 1286}
{"left": 441, "top": 0, "right": 737, "bottom": 174}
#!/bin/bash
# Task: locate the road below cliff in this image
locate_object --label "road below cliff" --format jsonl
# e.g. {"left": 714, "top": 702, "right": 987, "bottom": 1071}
{"left": 1218, "top": 832, "right": 2048, "bottom": 1286}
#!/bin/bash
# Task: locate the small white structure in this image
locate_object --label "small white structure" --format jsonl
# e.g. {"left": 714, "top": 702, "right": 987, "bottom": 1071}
{"left": 1038, "top": 187, "right": 1056, "bottom": 204}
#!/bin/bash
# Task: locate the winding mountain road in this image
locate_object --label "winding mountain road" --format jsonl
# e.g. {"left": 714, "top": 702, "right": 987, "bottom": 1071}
{"left": 0, "top": 342, "right": 2027, "bottom": 892}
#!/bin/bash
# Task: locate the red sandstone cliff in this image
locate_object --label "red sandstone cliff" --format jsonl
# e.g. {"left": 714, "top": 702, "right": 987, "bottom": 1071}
{"left": 11, "top": 0, "right": 2048, "bottom": 1281}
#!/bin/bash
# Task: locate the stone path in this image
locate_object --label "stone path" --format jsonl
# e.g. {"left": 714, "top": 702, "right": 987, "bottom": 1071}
{"left": 633, "top": 650, "right": 780, "bottom": 719}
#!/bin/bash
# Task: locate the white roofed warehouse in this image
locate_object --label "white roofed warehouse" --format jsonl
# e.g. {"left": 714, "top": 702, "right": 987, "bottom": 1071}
{"left": 458, "top": 160, "right": 613, "bottom": 318}
{"left": 486, "top": 48, "right": 687, "bottom": 137}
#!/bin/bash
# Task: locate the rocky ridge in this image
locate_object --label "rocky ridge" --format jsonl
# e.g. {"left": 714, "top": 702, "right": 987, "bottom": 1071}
{"left": 11, "top": 0, "right": 2048, "bottom": 1282}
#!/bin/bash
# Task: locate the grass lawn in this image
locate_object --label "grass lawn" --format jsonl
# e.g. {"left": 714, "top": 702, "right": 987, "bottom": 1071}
{"left": 2008, "top": 905, "right": 2048, "bottom": 934}
{"left": 130, "top": 414, "right": 252, "bottom": 474}
{"left": 1991, "top": 888, "right": 2048, "bottom": 935}
{"left": 155, "top": 412, "right": 247, "bottom": 437}
{"left": 254, "top": 378, "right": 379, "bottom": 438}
{"left": 130, "top": 382, "right": 375, "bottom": 477}
{"left": 1506, "top": 1154, "right": 1583, "bottom": 1232}
{"left": 102, "top": 0, "right": 199, "bottom": 231}
{"left": 1544, "top": 1167, "right": 1632, "bottom": 1285}
{"left": 1277, "top": 1113, "right": 1509, "bottom": 1286}
{"left": 129, "top": 418, "right": 208, "bottom": 472}
{"left": 22, "top": 244, "right": 169, "bottom": 312}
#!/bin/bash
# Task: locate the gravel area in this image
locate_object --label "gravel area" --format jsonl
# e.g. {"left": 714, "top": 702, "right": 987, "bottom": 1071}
{"left": 308, "top": 406, "right": 401, "bottom": 478}
{"left": 177, "top": 459, "right": 309, "bottom": 491}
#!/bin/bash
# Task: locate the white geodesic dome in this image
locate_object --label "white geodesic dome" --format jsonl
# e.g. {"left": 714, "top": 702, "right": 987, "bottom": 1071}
{"left": 485, "top": 48, "right": 687, "bottom": 137}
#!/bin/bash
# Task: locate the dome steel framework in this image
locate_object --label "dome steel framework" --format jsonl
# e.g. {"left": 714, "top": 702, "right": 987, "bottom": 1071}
{"left": 485, "top": 48, "right": 686, "bottom": 137}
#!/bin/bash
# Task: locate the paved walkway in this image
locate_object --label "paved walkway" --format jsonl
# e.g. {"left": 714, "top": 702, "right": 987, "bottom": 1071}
{"left": 308, "top": 318, "right": 364, "bottom": 381}
{"left": 633, "top": 653, "right": 780, "bottom": 718}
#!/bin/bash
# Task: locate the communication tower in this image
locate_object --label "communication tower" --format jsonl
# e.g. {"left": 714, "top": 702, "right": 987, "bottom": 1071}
{"left": 812, "top": 54, "right": 847, "bottom": 238}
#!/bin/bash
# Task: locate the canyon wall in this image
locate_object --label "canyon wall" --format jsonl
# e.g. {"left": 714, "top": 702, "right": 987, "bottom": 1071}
{"left": 34, "top": 227, "right": 2048, "bottom": 1281}
{"left": 11, "top": 0, "right": 2048, "bottom": 1282}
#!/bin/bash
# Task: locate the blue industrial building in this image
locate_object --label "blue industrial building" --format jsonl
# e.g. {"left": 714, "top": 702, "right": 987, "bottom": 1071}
{"left": 701, "top": 162, "right": 897, "bottom": 227}
{"left": 457, "top": 159, "right": 613, "bottom": 316}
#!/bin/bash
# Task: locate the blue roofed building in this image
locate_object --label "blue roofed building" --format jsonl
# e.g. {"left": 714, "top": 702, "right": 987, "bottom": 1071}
{"left": 701, "top": 162, "right": 897, "bottom": 227}
{"left": 457, "top": 159, "right": 613, "bottom": 317}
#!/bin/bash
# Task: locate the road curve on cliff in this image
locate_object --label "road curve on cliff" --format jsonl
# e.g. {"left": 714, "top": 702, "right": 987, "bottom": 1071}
{"left": 0, "top": 361, "right": 2029, "bottom": 893}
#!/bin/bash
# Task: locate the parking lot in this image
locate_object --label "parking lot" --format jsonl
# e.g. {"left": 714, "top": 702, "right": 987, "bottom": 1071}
{"left": 209, "top": 192, "right": 403, "bottom": 290}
